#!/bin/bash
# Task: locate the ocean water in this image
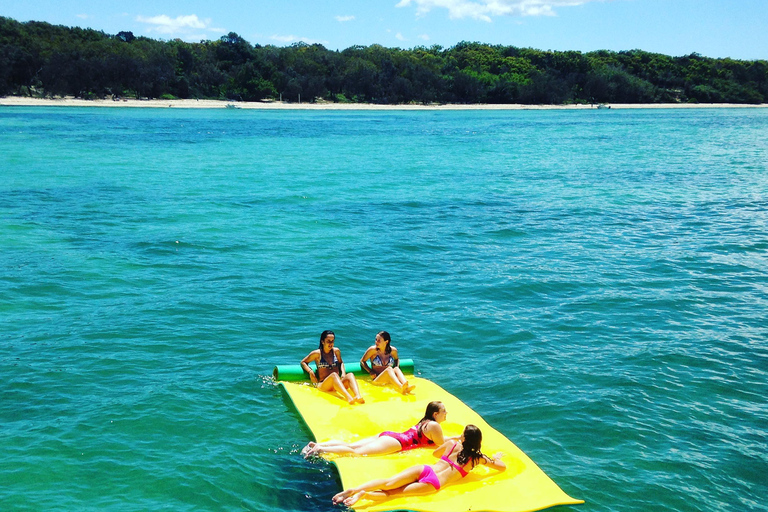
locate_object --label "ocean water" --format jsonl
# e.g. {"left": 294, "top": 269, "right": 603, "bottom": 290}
{"left": 1, "top": 106, "right": 767, "bottom": 512}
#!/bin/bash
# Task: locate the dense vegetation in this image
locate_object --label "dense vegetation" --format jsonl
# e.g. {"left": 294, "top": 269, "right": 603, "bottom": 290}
{"left": 2, "top": 16, "right": 766, "bottom": 104}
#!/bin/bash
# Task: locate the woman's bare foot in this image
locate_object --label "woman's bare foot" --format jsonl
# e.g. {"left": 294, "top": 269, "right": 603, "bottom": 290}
{"left": 332, "top": 489, "right": 353, "bottom": 504}
{"left": 306, "top": 445, "right": 323, "bottom": 458}
{"left": 354, "top": 396, "right": 365, "bottom": 404}
{"left": 343, "top": 491, "right": 366, "bottom": 506}
{"left": 301, "top": 442, "right": 316, "bottom": 457}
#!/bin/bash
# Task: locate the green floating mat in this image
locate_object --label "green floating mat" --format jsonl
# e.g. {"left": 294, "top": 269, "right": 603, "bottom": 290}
{"left": 273, "top": 359, "right": 414, "bottom": 382}
{"left": 275, "top": 370, "right": 583, "bottom": 512}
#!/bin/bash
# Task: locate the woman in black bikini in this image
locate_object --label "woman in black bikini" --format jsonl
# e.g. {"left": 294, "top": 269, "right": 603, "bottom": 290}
{"left": 301, "top": 330, "right": 364, "bottom": 405}
{"left": 360, "top": 331, "right": 415, "bottom": 394}
{"left": 332, "top": 425, "right": 506, "bottom": 506}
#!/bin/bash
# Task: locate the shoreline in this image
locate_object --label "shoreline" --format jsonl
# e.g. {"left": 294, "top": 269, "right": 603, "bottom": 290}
{"left": 1, "top": 96, "right": 766, "bottom": 110}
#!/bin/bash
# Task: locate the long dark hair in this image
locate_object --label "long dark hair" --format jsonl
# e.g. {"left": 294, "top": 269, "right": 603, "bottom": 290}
{"left": 318, "top": 330, "right": 335, "bottom": 350}
{"left": 417, "top": 401, "right": 443, "bottom": 434}
{"left": 457, "top": 425, "right": 485, "bottom": 467}
{"left": 378, "top": 331, "right": 391, "bottom": 354}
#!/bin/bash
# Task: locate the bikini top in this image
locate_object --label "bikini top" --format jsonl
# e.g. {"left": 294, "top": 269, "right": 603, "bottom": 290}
{"left": 316, "top": 350, "right": 339, "bottom": 370}
{"left": 371, "top": 352, "right": 394, "bottom": 368}
{"left": 441, "top": 443, "right": 469, "bottom": 478}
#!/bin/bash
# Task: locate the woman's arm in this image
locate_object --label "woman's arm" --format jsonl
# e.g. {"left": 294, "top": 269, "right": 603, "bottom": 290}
{"left": 481, "top": 452, "right": 507, "bottom": 472}
{"left": 359, "top": 347, "right": 376, "bottom": 376}
{"left": 391, "top": 346, "right": 400, "bottom": 367}
{"left": 432, "top": 440, "right": 456, "bottom": 459}
{"left": 336, "top": 348, "right": 346, "bottom": 377}
{"left": 424, "top": 421, "right": 445, "bottom": 446}
{"left": 301, "top": 351, "right": 319, "bottom": 384}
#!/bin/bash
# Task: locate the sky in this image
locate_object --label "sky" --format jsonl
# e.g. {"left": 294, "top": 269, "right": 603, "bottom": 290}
{"left": 2, "top": 0, "right": 767, "bottom": 60}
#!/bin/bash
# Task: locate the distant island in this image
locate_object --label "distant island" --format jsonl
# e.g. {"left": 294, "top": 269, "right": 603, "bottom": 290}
{"left": 1, "top": 16, "right": 766, "bottom": 105}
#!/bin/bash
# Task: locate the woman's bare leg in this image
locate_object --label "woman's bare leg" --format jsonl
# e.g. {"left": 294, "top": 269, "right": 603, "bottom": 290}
{"left": 339, "top": 468, "right": 435, "bottom": 506}
{"left": 374, "top": 367, "right": 413, "bottom": 393}
{"left": 394, "top": 367, "right": 415, "bottom": 393}
{"left": 319, "top": 373, "right": 354, "bottom": 403}
{"left": 343, "top": 481, "right": 434, "bottom": 507}
{"left": 306, "top": 436, "right": 378, "bottom": 457}
{"left": 315, "top": 435, "right": 379, "bottom": 450}
{"left": 373, "top": 367, "right": 399, "bottom": 387}
{"left": 332, "top": 465, "right": 424, "bottom": 504}
{"left": 311, "top": 435, "right": 401, "bottom": 456}
{"left": 343, "top": 373, "right": 365, "bottom": 403}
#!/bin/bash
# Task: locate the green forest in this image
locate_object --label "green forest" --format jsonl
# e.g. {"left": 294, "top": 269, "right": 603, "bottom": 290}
{"left": 2, "top": 16, "right": 766, "bottom": 104}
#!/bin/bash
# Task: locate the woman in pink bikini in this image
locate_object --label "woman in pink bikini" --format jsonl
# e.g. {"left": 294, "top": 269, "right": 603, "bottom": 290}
{"left": 331, "top": 425, "right": 506, "bottom": 507}
{"left": 302, "top": 401, "right": 449, "bottom": 458}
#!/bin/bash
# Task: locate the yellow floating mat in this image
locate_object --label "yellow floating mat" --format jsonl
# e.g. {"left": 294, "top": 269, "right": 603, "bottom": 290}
{"left": 278, "top": 376, "right": 583, "bottom": 512}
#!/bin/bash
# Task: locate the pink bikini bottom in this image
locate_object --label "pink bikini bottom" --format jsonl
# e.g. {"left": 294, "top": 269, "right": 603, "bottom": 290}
{"left": 417, "top": 465, "right": 441, "bottom": 490}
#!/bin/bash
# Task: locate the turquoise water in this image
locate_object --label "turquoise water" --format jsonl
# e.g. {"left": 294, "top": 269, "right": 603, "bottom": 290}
{"left": 1, "top": 106, "right": 767, "bottom": 512}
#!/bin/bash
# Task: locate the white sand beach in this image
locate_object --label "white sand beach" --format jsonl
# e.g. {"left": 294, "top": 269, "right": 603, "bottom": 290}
{"left": 1, "top": 96, "right": 766, "bottom": 110}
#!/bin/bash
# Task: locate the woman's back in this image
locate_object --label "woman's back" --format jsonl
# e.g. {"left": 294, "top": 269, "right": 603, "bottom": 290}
{"left": 432, "top": 441, "right": 473, "bottom": 486}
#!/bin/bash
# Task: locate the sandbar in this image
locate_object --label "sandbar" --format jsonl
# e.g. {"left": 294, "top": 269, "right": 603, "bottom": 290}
{"left": 1, "top": 96, "right": 766, "bottom": 110}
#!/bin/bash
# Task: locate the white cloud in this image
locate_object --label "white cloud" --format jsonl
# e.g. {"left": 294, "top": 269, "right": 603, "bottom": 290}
{"left": 271, "top": 34, "right": 297, "bottom": 43}
{"left": 396, "top": 0, "right": 596, "bottom": 22}
{"left": 76, "top": 14, "right": 90, "bottom": 20}
{"left": 270, "top": 34, "right": 328, "bottom": 45}
{"left": 136, "top": 14, "right": 224, "bottom": 39}
{"left": 335, "top": 15, "right": 356, "bottom": 22}
{"left": 396, "top": 32, "right": 407, "bottom": 41}
{"left": 418, "top": 34, "right": 431, "bottom": 40}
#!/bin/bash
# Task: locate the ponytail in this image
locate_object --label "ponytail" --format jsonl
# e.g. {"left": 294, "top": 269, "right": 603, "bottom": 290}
{"left": 457, "top": 425, "right": 485, "bottom": 467}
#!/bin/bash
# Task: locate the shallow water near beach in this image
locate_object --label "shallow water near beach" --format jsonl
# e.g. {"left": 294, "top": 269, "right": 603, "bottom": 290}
{"left": 1, "top": 106, "right": 767, "bottom": 512}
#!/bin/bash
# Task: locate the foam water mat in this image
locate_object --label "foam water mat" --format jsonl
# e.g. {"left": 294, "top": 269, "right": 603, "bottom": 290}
{"left": 275, "top": 367, "right": 583, "bottom": 512}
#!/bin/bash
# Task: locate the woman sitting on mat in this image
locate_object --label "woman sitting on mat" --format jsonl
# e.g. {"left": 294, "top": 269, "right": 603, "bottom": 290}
{"left": 301, "top": 330, "right": 364, "bottom": 405}
{"left": 302, "top": 401, "right": 449, "bottom": 458}
{"left": 332, "top": 425, "right": 506, "bottom": 507}
{"left": 360, "top": 331, "right": 415, "bottom": 394}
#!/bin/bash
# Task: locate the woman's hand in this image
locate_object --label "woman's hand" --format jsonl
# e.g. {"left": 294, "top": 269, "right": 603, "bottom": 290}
{"left": 301, "top": 352, "right": 319, "bottom": 385}
{"left": 359, "top": 346, "right": 376, "bottom": 377}
{"left": 486, "top": 452, "right": 507, "bottom": 471}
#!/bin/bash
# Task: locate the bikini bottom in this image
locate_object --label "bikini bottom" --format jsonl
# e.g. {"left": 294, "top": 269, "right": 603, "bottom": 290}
{"left": 417, "top": 465, "right": 441, "bottom": 490}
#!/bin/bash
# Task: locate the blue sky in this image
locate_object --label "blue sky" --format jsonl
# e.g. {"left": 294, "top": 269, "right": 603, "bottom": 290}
{"left": 2, "top": 0, "right": 766, "bottom": 60}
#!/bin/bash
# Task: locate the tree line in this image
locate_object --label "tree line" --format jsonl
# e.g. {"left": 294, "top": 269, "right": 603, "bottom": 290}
{"left": 1, "top": 16, "right": 766, "bottom": 104}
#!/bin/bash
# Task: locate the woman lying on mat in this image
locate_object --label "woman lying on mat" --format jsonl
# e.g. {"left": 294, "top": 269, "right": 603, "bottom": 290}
{"left": 332, "top": 425, "right": 506, "bottom": 506}
{"left": 302, "top": 401, "right": 450, "bottom": 458}
{"left": 359, "top": 331, "right": 415, "bottom": 394}
{"left": 301, "top": 330, "right": 364, "bottom": 405}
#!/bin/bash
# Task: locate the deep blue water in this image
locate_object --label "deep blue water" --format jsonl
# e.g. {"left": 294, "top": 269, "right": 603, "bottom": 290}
{"left": 1, "top": 106, "right": 767, "bottom": 512}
